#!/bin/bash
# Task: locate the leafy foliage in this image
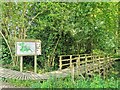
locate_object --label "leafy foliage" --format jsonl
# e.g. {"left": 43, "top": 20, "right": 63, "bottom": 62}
{"left": 1, "top": 2, "right": 119, "bottom": 88}
{"left": 26, "top": 2, "right": 118, "bottom": 69}
{"left": 1, "top": 2, "right": 119, "bottom": 70}
{"left": 1, "top": 39, "right": 12, "bottom": 65}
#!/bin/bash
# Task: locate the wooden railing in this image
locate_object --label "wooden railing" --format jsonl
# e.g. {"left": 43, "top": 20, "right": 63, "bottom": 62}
{"left": 59, "top": 54, "right": 113, "bottom": 70}
{"left": 59, "top": 54, "right": 114, "bottom": 80}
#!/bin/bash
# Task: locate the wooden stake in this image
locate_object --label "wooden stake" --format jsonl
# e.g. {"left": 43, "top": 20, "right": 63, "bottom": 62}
{"left": 98, "top": 55, "right": 101, "bottom": 76}
{"left": 59, "top": 56, "right": 62, "bottom": 70}
{"left": 85, "top": 54, "right": 88, "bottom": 75}
{"left": 34, "top": 55, "right": 37, "bottom": 73}
{"left": 103, "top": 68, "right": 105, "bottom": 79}
{"left": 70, "top": 55, "right": 72, "bottom": 68}
{"left": 106, "top": 55, "right": 109, "bottom": 77}
{"left": 70, "top": 65, "right": 74, "bottom": 83}
{"left": 93, "top": 55, "right": 95, "bottom": 73}
{"left": 76, "top": 55, "right": 80, "bottom": 77}
{"left": 20, "top": 56, "right": 23, "bottom": 72}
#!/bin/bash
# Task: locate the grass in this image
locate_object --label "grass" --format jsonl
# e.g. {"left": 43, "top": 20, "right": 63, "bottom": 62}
{"left": 2, "top": 74, "right": 119, "bottom": 88}
{"left": 32, "top": 75, "right": 119, "bottom": 88}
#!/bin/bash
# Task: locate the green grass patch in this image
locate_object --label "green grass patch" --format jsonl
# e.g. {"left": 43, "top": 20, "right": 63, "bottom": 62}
{"left": 3, "top": 74, "right": 119, "bottom": 88}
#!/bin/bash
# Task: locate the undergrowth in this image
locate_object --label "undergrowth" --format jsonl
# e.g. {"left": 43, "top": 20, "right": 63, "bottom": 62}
{"left": 31, "top": 75, "right": 119, "bottom": 88}
{"left": 3, "top": 74, "right": 119, "bottom": 88}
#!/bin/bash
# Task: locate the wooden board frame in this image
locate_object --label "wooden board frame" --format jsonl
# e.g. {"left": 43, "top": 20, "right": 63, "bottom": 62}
{"left": 15, "top": 39, "right": 41, "bottom": 73}
{"left": 15, "top": 39, "right": 41, "bottom": 56}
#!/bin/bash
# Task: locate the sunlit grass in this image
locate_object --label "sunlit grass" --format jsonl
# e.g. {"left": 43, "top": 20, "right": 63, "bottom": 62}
{"left": 3, "top": 74, "right": 119, "bottom": 88}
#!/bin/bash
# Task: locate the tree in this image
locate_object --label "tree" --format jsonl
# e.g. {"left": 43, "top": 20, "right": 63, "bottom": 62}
{"left": 1, "top": 2, "right": 31, "bottom": 66}
{"left": 1, "top": 2, "right": 119, "bottom": 70}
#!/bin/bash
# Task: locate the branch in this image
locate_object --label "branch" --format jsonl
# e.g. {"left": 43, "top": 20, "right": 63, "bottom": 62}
{"left": 26, "top": 12, "right": 41, "bottom": 30}
{"left": 52, "top": 36, "right": 60, "bottom": 66}
{"left": 26, "top": 8, "right": 48, "bottom": 31}
{"left": 0, "top": 30, "right": 13, "bottom": 61}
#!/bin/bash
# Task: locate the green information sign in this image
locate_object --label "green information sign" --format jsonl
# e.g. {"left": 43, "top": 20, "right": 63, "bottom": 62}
{"left": 15, "top": 39, "right": 41, "bottom": 73}
{"left": 15, "top": 39, "right": 41, "bottom": 56}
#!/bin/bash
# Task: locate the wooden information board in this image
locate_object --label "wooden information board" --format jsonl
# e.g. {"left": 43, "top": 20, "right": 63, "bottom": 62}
{"left": 15, "top": 39, "right": 41, "bottom": 73}
{"left": 16, "top": 40, "right": 41, "bottom": 56}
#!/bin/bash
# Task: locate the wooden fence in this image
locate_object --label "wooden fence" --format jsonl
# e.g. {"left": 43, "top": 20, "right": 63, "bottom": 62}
{"left": 59, "top": 54, "right": 114, "bottom": 78}
{"left": 59, "top": 54, "right": 113, "bottom": 70}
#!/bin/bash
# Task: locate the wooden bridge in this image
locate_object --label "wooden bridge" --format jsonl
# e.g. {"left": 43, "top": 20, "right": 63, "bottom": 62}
{"left": 0, "top": 54, "right": 119, "bottom": 81}
{"left": 59, "top": 54, "right": 117, "bottom": 79}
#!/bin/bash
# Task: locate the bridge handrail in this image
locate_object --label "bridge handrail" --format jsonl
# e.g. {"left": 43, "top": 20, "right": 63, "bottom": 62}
{"left": 59, "top": 54, "right": 113, "bottom": 70}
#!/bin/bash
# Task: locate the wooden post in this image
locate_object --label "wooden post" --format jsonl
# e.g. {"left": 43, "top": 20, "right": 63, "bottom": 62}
{"left": 34, "top": 55, "right": 37, "bottom": 73}
{"left": 103, "top": 68, "right": 106, "bottom": 79}
{"left": 90, "top": 54, "right": 92, "bottom": 61}
{"left": 70, "top": 55, "right": 72, "bottom": 68}
{"left": 76, "top": 55, "right": 80, "bottom": 77}
{"left": 92, "top": 55, "right": 95, "bottom": 73}
{"left": 98, "top": 55, "right": 101, "bottom": 76}
{"left": 70, "top": 64, "right": 74, "bottom": 83}
{"left": 104, "top": 55, "right": 107, "bottom": 77}
{"left": 93, "top": 55, "right": 95, "bottom": 64}
{"left": 109, "top": 56, "right": 113, "bottom": 69}
{"left": 106, "top": 55, "right": 109, "bottom": 75}
{"left": 108, "top": 55, "right": 112, "bottom": 68}
{"left": 59, "top": 56, "right": 62, "bottom": 70}
{"left": 20, "top": 56, "right": 23, "bottom": 72}
{"left": 85, "top": 54, "right": 88, "bottom": 75}
{"left": 103, "top": 55, "right": 106, "bottom": 79}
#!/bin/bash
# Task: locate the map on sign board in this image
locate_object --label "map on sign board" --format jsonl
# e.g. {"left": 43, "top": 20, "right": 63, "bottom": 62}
{"left": 16, "top": 40, "right": 41, "bottom": 56}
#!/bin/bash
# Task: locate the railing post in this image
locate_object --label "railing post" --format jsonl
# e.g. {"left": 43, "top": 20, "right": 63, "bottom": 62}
{"left": 70, "top": 55, "right": 72, "bottom": 68}
{"left": 107, "top": 55, "right": 110, "bottom": 62}
{"left": 92, "top": 54, "right": 95, "bottom": 63}
{"left": 105, "top": 55, "right": 108, "bottom": 77}
{"left": 92, "top": 54, "right": 95, "bottom": 73}
{"left": 70, "top": 64, "right": 74, "bottom": 83}
{"left": 76, "top": 55, "right": 80, "bottom": 77}
{"left": 109, "top": 56, "right": 113, "bottom": 68}
{"left": 85, "top": 54, "right": 88, "bottom": 75}
{"left": 59, "top": 56, "right": 62, "bottom": 70}
{"left": 103, "top": 55, "right": 105, "bottom": 79}
{"left": 98, "top": 55, "right": 101, "bottom": 76}
{"left": 108, "top": 55, "right": 112, "bottom": 67}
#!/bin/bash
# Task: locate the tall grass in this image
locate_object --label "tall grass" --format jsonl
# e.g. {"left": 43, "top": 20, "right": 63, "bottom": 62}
{"left": 4, "top": 74, "right": 119, "bottom": 88}
{"left": 31, "top": 75, "right": 119, "bottom": 88}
